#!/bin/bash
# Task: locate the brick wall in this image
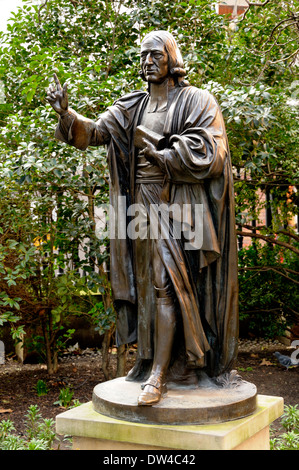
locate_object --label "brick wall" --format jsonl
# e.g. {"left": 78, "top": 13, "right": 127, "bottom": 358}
{"left": 218, "top": 5, "right": 247, "bottom": 16}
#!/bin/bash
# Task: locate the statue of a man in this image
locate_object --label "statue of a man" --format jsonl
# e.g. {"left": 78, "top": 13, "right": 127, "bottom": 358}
{"left": 47, "top": 30, "right": 239, "bottom": 406}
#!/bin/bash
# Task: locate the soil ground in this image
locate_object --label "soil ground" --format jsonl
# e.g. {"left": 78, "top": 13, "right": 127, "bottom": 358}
{"left": 0, "top": 339, "right": 298, "bottom": 450}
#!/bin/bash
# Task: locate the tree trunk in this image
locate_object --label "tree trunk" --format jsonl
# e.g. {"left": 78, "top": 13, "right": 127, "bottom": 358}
{"left": 101, "top": 327, "right": 113, "bottom": 380}
{"left": 40, "top": 308, "right": 58, "bottom": 375}
{"left": 116, "top": 344, "right": 127, "bottom": 377}
{"left": 53, "top": 349, "right": 58, "bottom": 373}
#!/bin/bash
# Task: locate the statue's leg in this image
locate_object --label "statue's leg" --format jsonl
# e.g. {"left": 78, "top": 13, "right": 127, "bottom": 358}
{"left": 138, "top": 248, "right": 176, "bottom": 406}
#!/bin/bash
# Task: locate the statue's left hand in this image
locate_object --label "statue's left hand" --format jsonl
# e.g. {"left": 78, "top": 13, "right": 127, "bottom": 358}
{"left": 140, "top": 139, "right": 165, "bottom": 171}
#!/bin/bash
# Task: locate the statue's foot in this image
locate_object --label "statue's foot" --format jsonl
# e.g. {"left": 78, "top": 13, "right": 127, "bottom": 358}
{"left": 137, "top": 375, "right": 167, "bottom": 406}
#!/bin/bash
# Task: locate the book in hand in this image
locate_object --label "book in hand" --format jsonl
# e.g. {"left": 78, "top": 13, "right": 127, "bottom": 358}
{"left": 134, "top": 125, "right": 166, "bottom": 150}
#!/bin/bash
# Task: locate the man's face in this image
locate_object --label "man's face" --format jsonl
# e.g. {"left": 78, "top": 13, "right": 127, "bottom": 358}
{"left": 140, "top": 37, "right": 169, "bottom": 84}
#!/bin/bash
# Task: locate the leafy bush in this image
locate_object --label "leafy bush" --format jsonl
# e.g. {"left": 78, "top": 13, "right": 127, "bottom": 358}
{"left": 0, "top": 405, "right": 59, "bottom": 450}
{"left": 0, "top": 0, "right": 298, "bottom": 366}
{"left": 54, "top": 387, "right": 74, "bottom": 408}
{"left": 35, "top": 379, "right": 49, "bottom": 396}
{"left": 238, "top": 242, "right": 299, "bottom": 338}
{"left": 271, "top": 405, "right": 299, "bottom": 450}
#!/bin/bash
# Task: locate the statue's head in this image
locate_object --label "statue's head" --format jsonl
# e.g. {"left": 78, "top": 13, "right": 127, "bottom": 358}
{"left": 140, "top": 30, "right": 186, "bottom": 85}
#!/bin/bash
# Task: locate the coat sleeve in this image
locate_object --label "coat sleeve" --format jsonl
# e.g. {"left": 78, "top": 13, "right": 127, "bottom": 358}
{"left": 54, "top": 108, "right": 111, "bottom": 150}
{"left": 54, "top": 91, "right": 147, "bottom": 151}
{"left": 162, "top": 89, "right": 228, "bottom": 183}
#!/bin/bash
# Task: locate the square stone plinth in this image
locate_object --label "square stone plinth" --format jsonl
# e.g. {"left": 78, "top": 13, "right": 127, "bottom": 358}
{"left": 56, "top": 395, "right": 283, "bottom": 450}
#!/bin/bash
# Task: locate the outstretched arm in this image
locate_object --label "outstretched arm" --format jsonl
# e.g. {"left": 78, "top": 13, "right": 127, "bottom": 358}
{"left": 47, "top": 74, "right": 110, "bottom": 150}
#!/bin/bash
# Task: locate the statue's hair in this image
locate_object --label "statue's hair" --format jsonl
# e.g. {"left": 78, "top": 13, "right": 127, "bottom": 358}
{"left": 139, "top": 30, "right": 189, "bottom": 86}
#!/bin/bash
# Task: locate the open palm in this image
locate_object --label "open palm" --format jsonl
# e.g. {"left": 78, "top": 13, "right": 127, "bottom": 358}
{"left": 47, "top": 73, "right": 68, "bottom": 115}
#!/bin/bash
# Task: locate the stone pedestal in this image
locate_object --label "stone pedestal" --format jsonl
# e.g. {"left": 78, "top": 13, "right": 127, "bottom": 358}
{"left": 56, "top": 395, "right": 283, "bottom": 450}
{"left": 92, "top": 375, "right": 257, "bottom": 425}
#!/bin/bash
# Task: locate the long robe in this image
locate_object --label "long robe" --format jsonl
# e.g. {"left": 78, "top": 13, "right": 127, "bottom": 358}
{"left": 55, "top": 84, "right": 239, "bottom": 379}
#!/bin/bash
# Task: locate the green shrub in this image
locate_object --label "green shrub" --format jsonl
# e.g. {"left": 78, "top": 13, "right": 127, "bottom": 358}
{"left": 35, "top": 379, "right": 49, "bottom": 397}
{"left": 270, "top": 405, "right": 299, "bottom": 450}
{"left": 0, "top": 404, "right": 57, "bottom": 450}
{"left": 54, "top": 387, "right": 74, "bottom": 408}
{"left": 238, "top": 243, "right": 299, "bottom": 338}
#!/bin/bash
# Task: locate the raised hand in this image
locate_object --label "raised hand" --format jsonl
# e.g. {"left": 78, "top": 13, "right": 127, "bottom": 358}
{"left": 46, "top": 73, "right": 69, "bottom": 115}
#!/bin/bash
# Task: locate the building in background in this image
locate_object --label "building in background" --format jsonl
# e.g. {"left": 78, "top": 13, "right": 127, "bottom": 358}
{"left": 216, "top": 0, "right": 248, "bottom": 17}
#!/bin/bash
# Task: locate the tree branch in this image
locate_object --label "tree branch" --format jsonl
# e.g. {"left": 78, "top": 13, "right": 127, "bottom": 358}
{"left": 263, "top": 19, "right": 298, "bottom": 49}
{"left": 269, "top": 48, "right": 299, "bottom": 64}
{"left": 239, "top": 265, "right": 299, "bottom": 284}
{"left": 105, "top": 0, "right": 124, "bottom": 79}
{"left": 260, "top": 25, "right": 298, "bottom": 55}
{"left": 237, "top": 0, "right": 271, "bottom": 23}
{"left": 37, "top": 0, "right": 49, "bottom": 25}
{"left": 239, "top": 224, "right": 299, "bottom": 243}
{"left": 234, "top": 3, "right": 299, "bottom": 82}
{"left": 245, "top": 0, "right": 271, "bottom": 6}
{"left": 236, "top": 230, "right": 299, "bottom": 255}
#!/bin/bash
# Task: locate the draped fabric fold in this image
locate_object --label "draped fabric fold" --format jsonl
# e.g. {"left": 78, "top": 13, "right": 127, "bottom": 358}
{"left": 55, "top": 85, "right": 239, "bottom": 378}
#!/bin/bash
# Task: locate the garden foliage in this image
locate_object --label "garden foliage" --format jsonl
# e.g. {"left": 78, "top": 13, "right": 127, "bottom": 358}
{"left": 0, "top": 405, "right": 58, "bottom": 450}
{"left": 0, "top": 0, "right": 298, "bottom": 371}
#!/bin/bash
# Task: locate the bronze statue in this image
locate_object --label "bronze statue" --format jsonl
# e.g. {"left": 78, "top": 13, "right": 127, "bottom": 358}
{"left": 47, "top": 31, "right": 239, "bottom": 407}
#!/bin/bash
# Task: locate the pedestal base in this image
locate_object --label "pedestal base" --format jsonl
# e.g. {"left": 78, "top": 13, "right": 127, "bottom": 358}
{"left": 92, "top": 375, "right": 257, "bottom": 425}
{"left": 56, "top": 395, "right": 283, "bottom": 450}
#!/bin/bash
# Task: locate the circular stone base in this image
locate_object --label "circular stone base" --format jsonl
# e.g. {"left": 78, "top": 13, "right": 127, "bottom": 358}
{"left": 92, "top": 373, "right": 257, "bottom": 425}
